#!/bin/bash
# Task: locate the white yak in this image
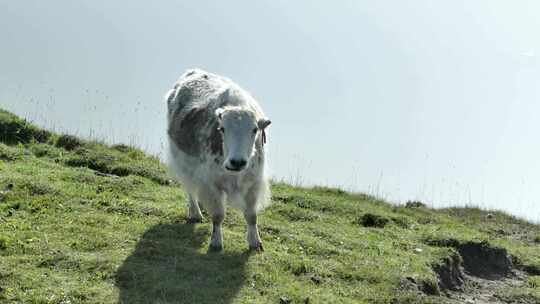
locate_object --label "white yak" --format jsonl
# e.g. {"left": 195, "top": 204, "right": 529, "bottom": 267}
{"left": 166, "top": 69, "right": 271, "bottom": 252}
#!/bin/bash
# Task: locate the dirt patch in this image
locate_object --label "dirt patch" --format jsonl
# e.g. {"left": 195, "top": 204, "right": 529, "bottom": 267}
{"left": 423, "top": 239, "right": 513, "bottom": 280}
{"left": 448, "top": 272, "right": 528, "bottom": 304}
{"left": 457, "top": 241, "right": 512, "bottom": 279}
{"left": 418, "top": 239, "right": 536, "bottom": 303}
{"left": 433, "top": 252, "right": 465, "bottom": 292}
{"left": 426, "top": 262, "right": 530, "bottom": 304}
{"left": 419, "top": 279, "right": 440, "bottom": 296}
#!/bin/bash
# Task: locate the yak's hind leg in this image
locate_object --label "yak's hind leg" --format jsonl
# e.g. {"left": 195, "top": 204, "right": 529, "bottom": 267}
{"left": 199, "top": 189, "right": 226, "bottom": 252}
{"left": 243, "top": 185, "right": 264, "bottom": 252}
{"left": 187, "top": 194, "right": 203, "bottom": 223}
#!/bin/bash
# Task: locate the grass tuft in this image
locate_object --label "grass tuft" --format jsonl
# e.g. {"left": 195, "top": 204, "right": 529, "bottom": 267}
{"left": 405, "top": 200, "right": 427, "bottom": 208}
{"left": 356, "top": 213, "right": 390, "bottom": 228}
{"left": 56, "top": 134, "right": 84, "bottom": 151}
{"left": 0, "top": 143, "right": 22, "bottom": 161}
{"left": 0, "top": 109, "right": 51, "bottom": 145}
{"left": 0, "top": 235, "right": 10, "bottom": 250}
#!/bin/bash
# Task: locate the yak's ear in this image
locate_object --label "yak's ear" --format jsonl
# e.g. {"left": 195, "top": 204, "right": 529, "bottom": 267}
{"left": 257, "top": 118, "right": 272, "bottom": 130}
{"left": 215, "top": 108, "right": 225, "bottom": 120}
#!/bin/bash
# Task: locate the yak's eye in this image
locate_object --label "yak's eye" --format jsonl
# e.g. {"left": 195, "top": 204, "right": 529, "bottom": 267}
{"left": 252, "top": 128, "right": 258, "bottom": 134}
{"left": 218, "top": 127, "right": 224, "bottom": 133}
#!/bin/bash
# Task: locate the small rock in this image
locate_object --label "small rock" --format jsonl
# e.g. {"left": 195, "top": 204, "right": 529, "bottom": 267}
{"left": 414, "top": 248, "right": 423, "bottom": 253}
{"left": 279, "top": 296, "right": 291, "bottom": 304}
{"left": 465, "top": 299, "right": 475, "bottom": 304}
{"left": 486, "top": 213, "right": 494, "bottom": 220}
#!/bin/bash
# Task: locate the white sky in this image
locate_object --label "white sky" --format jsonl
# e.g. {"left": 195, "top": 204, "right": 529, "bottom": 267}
{"left": 1, "top": 1, "right": 539, "bottom": 221}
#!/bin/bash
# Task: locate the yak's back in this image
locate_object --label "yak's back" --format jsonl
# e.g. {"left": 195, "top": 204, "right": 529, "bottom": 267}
{"left": 167, "top": 69, "right": 228, "bottom": 157}
{"left": 166, "top": 69, "right": 228, "bottom": 120}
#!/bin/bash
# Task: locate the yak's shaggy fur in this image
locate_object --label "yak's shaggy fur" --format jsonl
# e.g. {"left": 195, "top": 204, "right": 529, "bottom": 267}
{"left": 166, "top": 69, "right": 271, "bottom": 251}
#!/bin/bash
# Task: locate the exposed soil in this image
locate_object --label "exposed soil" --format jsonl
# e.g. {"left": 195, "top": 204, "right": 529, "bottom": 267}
{"left": 433, "top": 252, "right": 464, "bottom": 292}
{"left": 445, "top": 271, "right": 528, "bottom": 304}
{"left": 457, "top": 241, "right": 513, "bottom": 279}
{"left": 421, "top": 240, "right": 536, "bottom": 303}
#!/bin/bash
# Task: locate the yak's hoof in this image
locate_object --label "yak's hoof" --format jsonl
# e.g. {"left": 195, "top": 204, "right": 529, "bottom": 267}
{"left": 249, "top": 243, "right": 264, "bottom": 253}
{"left": 187, "top": 217, "right": 202, "bottom": 224}
{"left": 208, "top": 243, "right": 224, "bottom": 253}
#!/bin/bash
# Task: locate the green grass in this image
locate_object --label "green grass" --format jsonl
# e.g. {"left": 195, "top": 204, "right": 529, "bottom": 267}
{"left": 1, "top": 109, "right": 540, "bottom": 303}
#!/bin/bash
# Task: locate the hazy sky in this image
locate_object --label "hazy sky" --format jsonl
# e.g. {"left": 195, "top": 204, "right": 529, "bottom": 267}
{"left": 1, "top": 1, "right": 539, "bottom": 221}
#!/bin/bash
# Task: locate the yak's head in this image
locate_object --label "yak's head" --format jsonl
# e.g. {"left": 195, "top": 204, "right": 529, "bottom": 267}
{"left": 215, "top": 106, "right": 271, "bottom": 172}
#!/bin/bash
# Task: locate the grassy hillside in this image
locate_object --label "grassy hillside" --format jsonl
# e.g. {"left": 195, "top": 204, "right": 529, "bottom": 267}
{"left": 1, "top": 108, "right": 540, "bottom": 304}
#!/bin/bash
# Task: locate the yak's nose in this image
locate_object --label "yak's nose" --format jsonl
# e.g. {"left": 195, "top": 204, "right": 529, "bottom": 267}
{"left": 228, "top": 158, "right": 247, "bottom": 171}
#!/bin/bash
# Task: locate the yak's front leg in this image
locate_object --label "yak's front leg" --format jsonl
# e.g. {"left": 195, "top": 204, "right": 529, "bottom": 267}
{"left": 244, "top": 210, "right": 263, "bottom": 252}
{"left": 187, "top": 194, "right": 203, "bottom": 223}
{"left": 209, "top": 210, "right": 224, "bottom": 252}
{"left": 244, "top": 187, "right": 263, "bottom": 252}
{"left": 201, "top": 191, "right": 226, "bottom": 252}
